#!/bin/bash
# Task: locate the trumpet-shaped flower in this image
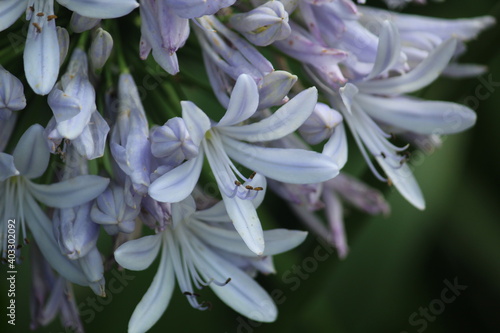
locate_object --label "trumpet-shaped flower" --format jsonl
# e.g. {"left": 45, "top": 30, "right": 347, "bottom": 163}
{"left": 149, "top": 74, "right": 338, "bottom": 254}
{"left": 115, "top": 195, "right": 308, "bottom": 333}
{"left": 0, "top": 124, "right": 109, "bottom": 287}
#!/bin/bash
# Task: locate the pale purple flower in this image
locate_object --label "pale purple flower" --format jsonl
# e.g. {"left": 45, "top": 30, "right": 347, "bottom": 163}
{"left": 0, "top": 65, "right": 26, "bottom": 120}
{"left": 0, "top": 124, "right": 109, "bottom": 286}
{"left": 149, "top": 74, "right": 338, "bottom": 254}
{"left": 89, "top": 28, "right": 114, "bottom": 70}
{"left": 115, "top": 195, "right": 307, "bottom": 333}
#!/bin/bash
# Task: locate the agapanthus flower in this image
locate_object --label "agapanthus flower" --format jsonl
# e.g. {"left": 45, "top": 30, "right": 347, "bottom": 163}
{"left": 0, "top": 124, "right": 109, "bottom": 286}
{"left": 115, "top": 194, "right": 308, "bottom": 333}
{"left": 149, "top": 74, "right": 338, "bottom": 254}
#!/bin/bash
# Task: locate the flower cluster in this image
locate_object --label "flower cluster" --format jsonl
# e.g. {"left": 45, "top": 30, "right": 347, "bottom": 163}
{"left": 0, "top": 0, "right": 494, "bottom": 332}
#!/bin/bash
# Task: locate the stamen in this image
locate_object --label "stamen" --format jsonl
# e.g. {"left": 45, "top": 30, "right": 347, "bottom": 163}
{"left": 36, "top": 12, "right": 44, "bottom": 16}
{"left": 32, "top": 22, "right": 42, "bottom": 33}
{"left": 47, "top": 15, "right": 57, "bottom": 21}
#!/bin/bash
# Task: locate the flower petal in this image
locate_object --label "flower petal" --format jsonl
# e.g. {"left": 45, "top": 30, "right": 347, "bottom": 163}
{"left": 13, "top": 124, "right": 50, "bottom": 179}
{"left": 195, "top": 245, "right": 277, "bottom": 322}
{"left": 114, "top": 234, "right": 162, "bottom": 271}
{"left": 181, "top": 101, "right": 211, "bottom": 146}
{"left": 24, "top": 0, "right": 60, "bottom": 95}
{"left": 356, "top": 38, "right": 457, "bottom": 95}
{"left": 148, "top": 153, "right": 204, "bottom": 203}
{"left": 217, "top": 74, "right": 259, "bottom": 127}
{"left": 0, "top": 153, "right": 19, "bottom": 181}
{"left": 57, "top": 0, "right": 139, "bottom": 19}
{"left": 28, "top": 175, "right": 109, "bottom": 208}
{"left": 128, "top": 244, "right": 175, "bottom": 333}
{"left": 322, "top": 123, "right": 348, "bottom": 169}
{"left": 356, "top": 94, "right": 476, "bottom": 135}
{"left": 222, "top": 136, "right": 338, "bottom": 184}
{"left": 0, "top": 0, "right": 27, "bottom": 32}
{"left": 220, "top": 192, "right": 264, "bottom": 255}
{"left": 24, "top": 194, "right": 88, "bottom": 286}
{"left": 218, "top": 87, "right": 317, "bottom": 142}
{"left": 366, "top": 20, "right": 402, "bottom": 80}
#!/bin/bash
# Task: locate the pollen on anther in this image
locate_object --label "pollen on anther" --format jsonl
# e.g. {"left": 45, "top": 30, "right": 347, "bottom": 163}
{"left": 234, "top": 180, "right": 241, "bottom": 186}
{"left": 32, "top": 23, "right": 42, "bottom": 33}
{"left": 47, "top": 15, "right": 58, "bottom": 21}
{"left": 36, "top": 12, "right": 44, "bottom": 17}
{"left": 245, "top": 185, "right": 254, "bottom": 190}
{"left": 253, "top": 187, "right": 263, "bottom": 191}
{"left": 249, "top": 171, "right": 256, "bottom": 179}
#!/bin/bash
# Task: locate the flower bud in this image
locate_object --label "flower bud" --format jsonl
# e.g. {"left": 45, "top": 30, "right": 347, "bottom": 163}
{"left": 299, "top": 103, "right": 343, "bottom": 145}
{"left": 89, "top": 28, "right": 114, "bottom": 70}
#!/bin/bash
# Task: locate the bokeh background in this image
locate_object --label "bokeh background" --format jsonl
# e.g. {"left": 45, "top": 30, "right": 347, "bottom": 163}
{"left": 1, "top": 0, "right": 500, "bottom": 332}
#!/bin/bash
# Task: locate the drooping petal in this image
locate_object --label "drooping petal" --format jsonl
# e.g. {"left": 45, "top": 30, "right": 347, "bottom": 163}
{"left": 217, "top": 74, "right": 259, "bottom": 127}
{"left": 13, "top": 124, "right": 50, "bottom": 179}
{"left": 220, "top": 192, "right": 265, "bottom": 255}
{"left": 57, "top": 0, "right": 139, "bottom": 19}
{"left": 24, "top": 0, "right": 60, "bottom": 95}
{"left": 356, "top": 94, "right": 476, "bottom": 135}
{"left": 148, "top": 153, "right": 204, "bottom": 203}
{"left": 218, "top": 87, "right": 318, "bottom": 142}
{"left": 24, "top": 194, "right": 88, "bottom": 286}
{"left": 356, "top": 38, "right": 457, "bottom": 95}
{"left": 114, "top": 234, "right": 162, "bottom": 271}
{"left": 28, "top": 175, "right": 109, "bottom": 208}
{"left": 128, "top": 244, "right": 175, "bottom": 333}
{"left": 222, "top": 136, "right": 338, "bottom": 184}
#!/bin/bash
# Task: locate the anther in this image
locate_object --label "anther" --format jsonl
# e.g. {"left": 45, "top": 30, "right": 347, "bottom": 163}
{"left": 249, "top": 171, "right": 256, "bottom": 180}
{"left": 253, "top": 187, "right": 263, "bottom": 191}
{"left": 245, "top": 185, "right": 254, "bottom": 190}
{"left": 24, "top": 238, "right": 30, "bottom": 244}
{"left": 387, "top": 178, "right": 393, "bottom": 186}
{"left": 380, "top": 152, "right": 386, "bottom": 159}
{"left": 234, "top": 180, "right": 241, "bottom": 186}
{"left": 32, "top": 22, "right": 42, "bottom": 33}
{"left": 224, "top": 278, "right": 231, "bottom": 285}
{"left": 47, "top": 15, "right": 58, "bottom": 21}
{"left": 36, "top": 12, "right": 44, "bottom": 16}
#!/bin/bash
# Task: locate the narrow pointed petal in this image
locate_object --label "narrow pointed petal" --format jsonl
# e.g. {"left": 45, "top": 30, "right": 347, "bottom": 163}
{"left": 0, "top": 153, "right": 19, "bottom": 181}
{"left": 222, "top": 136, "right": 338, "bottom": 184}
{"left": 28, "top": 175, "right": 109, "bottom": 208}
{"left": 181, "top": 101, "right": 211, "bottom": 146}
{"left": 194, "top": 200, "right": 232, "bottom": 223}
{"left": 57, "top": 0, "right": 139, "bottom": 19}
{"left": 366, "top": 20, "right": 402, "bottom": 80}
{"left": 24, "top": 0, "right": 60, "bottom": 95}
{"left": 219, "top": 87, "right": 317, "bottom": 142}
{"left": 323, "top": 123, "right": 348, "bottom": 169}
{"left": 357, "top": 94, "right": 476, "bottom": 135}
{"left": 114, "top": 234, "right": 162, "bottom": 271}
{"left": 128, "top": 245, "right": 175, "bottom": 333}
{"left": 378, "top": 158, "right": 425, "bottom": 210}
{"left": 357, "top": 38, "right": 457, "bottom": 95}
{"left": 13, "top": 124, "right": 50, "bottom": 179}
{"left": 24, "top": 194, "right": 88, "bottom": 286}
{"left": 217, "top": 74, "right": 259, "bottom": 127}
{"left": 149, "top": 153, "right": 204, "bottom": 203}
{"left": 221, "top": 192, "right": 264, "bottom": 255}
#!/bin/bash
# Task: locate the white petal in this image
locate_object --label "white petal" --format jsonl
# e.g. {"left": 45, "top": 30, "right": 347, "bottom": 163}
{"left": 0, "top": 0, "right": 27, "bottom": 32}
{"left": 377, "top": 157, "right": 425, "bottom": 210}
{"left": 148, "top": 153, "right": 204, "bottom": 203}
{"left": 221, "top": 192, "right": 265, "bottom": 255}
{"left": 322, "top": 123, "right": 348, "bottom": 169}
{"left": 13, "top": 124, "right": 50, "bottom": 179}
{"left": 222, "top": 136, "right": 338, "bottom": 184}
{"left": 218, "top": 87, "right": 317, "bottom": 142}
{"left": 366, "top": 20, "right": 402, "bottom": 80}
{"left": 356, "top": 38, "right": 457, "bottom": 95}
{"left": 181, "top": 101, "right": 211, "bottom": 146}
{"left": 194, "top": 200, "right": 232, "bottom": 223}
{"left": 28, "top": 175, "right": 110, "bottom": 208}
{"left": 57, "top": 0, "right": 139, "bottom": 19}
{"left": 128, "top": 244, "right": 175, "bottom": 333}
{"left": 217, "top": 74, "right": 259, "bottom": 127}
{"left": 356, "top": 94, "right": 476, "bottom": 135}
{"left": 114, "top": 234, "right": 162, "bottom": 271}
{"left": 24, "top": 194, "right": 88, "bottom": 285}
{"left": 24, "top": 0, "right": 60, "bottom": 95}
{"left": 197, "top": 246, "right": 277, "bottom": 322}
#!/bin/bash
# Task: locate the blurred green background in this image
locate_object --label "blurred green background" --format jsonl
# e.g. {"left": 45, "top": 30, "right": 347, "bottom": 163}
{"left": 1, "top": 0, "right": 500, "bottom": 333}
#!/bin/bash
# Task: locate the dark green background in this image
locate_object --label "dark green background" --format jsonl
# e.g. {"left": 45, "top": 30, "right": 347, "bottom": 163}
{"left": 1, "top": 0, "right": 500, "bottom": 332}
